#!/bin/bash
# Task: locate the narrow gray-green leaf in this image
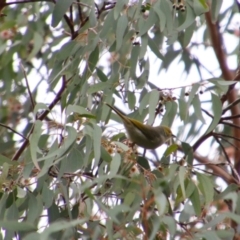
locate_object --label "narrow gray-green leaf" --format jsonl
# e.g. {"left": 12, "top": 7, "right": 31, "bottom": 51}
{"left": 153, "top": 2, "right": 166, "bottom": 32}
{"left": 148, "top": 89, "right": 159, "bottom": 125}
{"left": 154, "top": 189, "right": 167, "bottom": 216}
{"left": 197, "top": 173, "right": 214, "bottom": 205}
{"left": 110, "top": 153, "right": 121, "bottom": 177}
{"left": 51, "top": 0, "right": 75, "bottom": 27}
{"left": 0, "top": 221, "right": 37, "bottom": 231}
{"left": 177, "top": 3, "right": 196, "bottom": 31}
{"left": 88, "top": 45, "right": 99, "bottom": 73}
{"left": 148, "top": 35, "right": 164, "bottom": 60}
{"left": 93, "top": 124, "right": 102, "bottom": 166}
{"left": 178, "top": 98, "right": 188, "bottom": 121}
{"left": 179, "top": 166, "right": 186, "bottom": 199}
{"left": 189, "top": 187, "right": 201, "bottom": 216}
{"left": 211, "top": 0, "right": 223, "bottom": 23}
{"left": 130, "top": 46, "right": 140, "bottom": 79}
{"left": 87, "top": 82, "right": 113, "bottom": 94}
{"left": 114, "top": 0, "right": 128, "bottom": 19}
{"left": 204, "top": 93, "right": 222, "bottom": 135}
{"left": 138, "top": 8, "right": 157, "bottom": 36}
{"left": 116, "top": 15, "right": 128, "bottom": 51}
{"left": 192, "top": 95, "right": 205, "bottom": 124}
{"left": 27, "top": 32, "right": 44, "bottom": 61}
{"left": 66, "top": 104, "right": 95, "bottom": 118}
{"left": 29, "top": 120, "right": 42, "bottom": 169}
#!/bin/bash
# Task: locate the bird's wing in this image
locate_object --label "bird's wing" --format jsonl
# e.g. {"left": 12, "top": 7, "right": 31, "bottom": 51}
{"left": 131, "top": 120, "right": 159, "bottom": 140}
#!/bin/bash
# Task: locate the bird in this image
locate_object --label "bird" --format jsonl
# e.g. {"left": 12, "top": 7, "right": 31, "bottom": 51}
{"left": 106, "top": 103, "right": 173, "bottom": 149}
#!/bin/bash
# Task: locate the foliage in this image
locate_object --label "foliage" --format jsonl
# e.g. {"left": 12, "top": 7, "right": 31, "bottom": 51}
{"left": 0, "top": 0, "right": 240, "bottom": 239}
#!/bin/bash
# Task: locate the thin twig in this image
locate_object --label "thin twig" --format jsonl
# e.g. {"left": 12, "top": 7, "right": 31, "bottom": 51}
{"left": 201, "top": 108, "right": 214, "bottom": 119}
{"left": 222, "top": 97, "right": 240, "bottom": 115}
{"left": 76, "top": 0, "right": 83, "bottom": 23}
{"left": 12, "top": 76, "right": 67, "bottom": 161}
{"left": 220, "top": 121, "right": 240, "bottom": 130}
{"left": 214, "top": 135, "right": 240, "bottom": 181}
{"left": 0, "top": 123, "right": 28, "bottom": 141}
{"left": 20, "top": 63, "right": 35, "bottom": 111}
{"left": 214, "top": 132, "right": 240, "bottom": 142}
{"left": 221, "top": 114, "right": 240, "bottom": 121}
{"left": 192, "top": 132, "right": 213, "bottom": 151}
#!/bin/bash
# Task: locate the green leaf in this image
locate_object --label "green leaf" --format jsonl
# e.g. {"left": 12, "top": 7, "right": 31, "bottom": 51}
{"left": 193, "top": 0, "right": 209, "bottom": 15}
{"left": 177, "top": 3, "right": 196, "bottom": 32}
{"left": 209, "top": 79, "right": 237, "bottom": 86}
{"left": 211, "top": 0, "right": 223, "bottom": 23}
{"left": 130, "top": 46, "right": 140, "bottom": 79}
{"left": 42, "top": 183, "right": 54, "bottom": 208}
{"left": 89, "top": 7, "right": 97, "bottom": 27}
{"left": 192, "top": 95, "right": 205, "bottom": 124}
{"left": 36, "top": 126, "right": 77, "bottom": 164}
{"left": 40, "top": 219, "right": 88, "bottom": 239}
{"left": 181, "top": 142, "right": 193, "bottom": 165}
{"left": 180, "top": 22, "right": 196, "bottom": 47}
{"left": 204, "top": 93, "right": 222, "bottom": 135}
{"left": 100, "top": 9, "right": 115, "bottom": 38}
{"left": 33, "top": 103, "right": 50, "bottom": 116}
{"left": 5, "top": 202, "right": 18, "bottom": 221}
{"left": 153, "top": 2, "right": 166, "bottom": 32}
{"left": 0, "top": 221, "right": 37, "bottom": 231}
{"left": 189, "top": 187, "right": 201, "bottom": 216}
{"left": 198, "top": 0, "right": 208, "bottom": 9}
{"left": 178, "top": 98, "right": 188, "bottom": 121}
{"left": 147, "top": 90, "right": 159, "bottom": 125}
{"left": 66, "top": 105, "right": 95, "bottom": 119}
{"left": 51, "top": 0, "right": 75, "bottom": 27}
{"left": 29, "top": 120, "right": 42, "bottom": 170}
{"left": 101, "top": 146, "right": 112, "bottom": 163}
{"left": 148, "top": 35, "right": 164, "bottom": 60}
{"left": 87, "top": 82, "right": 113, "bottom": 94}
{"left": 110, "top": 153, "right": 121, "bottom": 177}
{"left": 160, "top": 0, "right": 173, "bottom": 34}
{"left": 161, "top": 101, "right": 178, "bottom": 127}
{"left": 163, "top": 144, "right": 178, "bottom": 157}
{"left": 96, "top": 68, "right": 108, "bottom": 82}
{"left": 0, "top": 154, "right": 17, "bottom": 165}
{"left": 88, "top": 45, "right": 99, "bottom": 73}
{"left": 27, "top": 194, "right": 43, "bottom": 223}
{"left": 161, "top": 215, "right": 176, "bottom": 236}
{"left": 93, "top": 124, "right": 102, "bottom": 166}
{"left": 178, "top": 166, "right": 186, "bottom": 199}
{"left": 138, "top": 8, "right": 157, "bottom": 36}
{"left": 114, "top": 0, "right": 128, "bottom": 19}
{"left": 27, "top": 32, "right": 44, "bottom": 61}
{"left": 127, "top": 91, "right": 136, "bottom": 110}
{"left": 197, "top": 173, "right": 214, "bottom": 205}
{"left": 154, "top": 189, "right": 167, "bottom": 216}
{"left": 116, "top": 15, "right": 128, "bottom": 51}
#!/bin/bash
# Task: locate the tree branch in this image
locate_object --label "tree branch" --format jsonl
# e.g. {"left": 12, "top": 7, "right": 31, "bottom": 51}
{"left": 11, "top": 76, "right": 67, "bottom": 161}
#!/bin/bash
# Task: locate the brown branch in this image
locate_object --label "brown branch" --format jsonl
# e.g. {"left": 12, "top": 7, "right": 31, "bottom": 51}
{"left": 205, "top": 10, "right": 240, "bottom": 173}
{"left": 219, "top": 121, "right": 240, "bottom": 130}
{"left": 11, "top": 76, "right": 67, "bottom": 161}
{"left": 201, "top": 108, "right": 213, "bottom": 119}
{"left": 214, "top": 132, "right": 240, "bottom": 143}
{"left": 193, "top": 152, "right": 239, "bottom": 185}
{"left": 222, "top": 114, "right": 240, "bottom": 121}
{"left": 192, "top": 132, "right": 213, "bottom": 152}
{"left": 214, "top": 135, "right": 240, "bottom": 181}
